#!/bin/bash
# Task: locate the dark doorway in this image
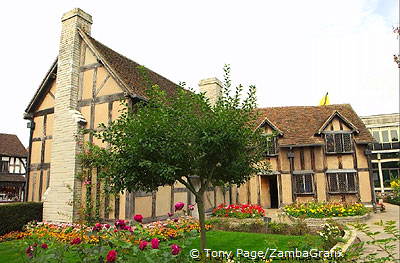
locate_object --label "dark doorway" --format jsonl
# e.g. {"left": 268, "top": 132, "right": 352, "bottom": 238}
{"left": 269, "top": 175, "right": 279, "bottom": 208}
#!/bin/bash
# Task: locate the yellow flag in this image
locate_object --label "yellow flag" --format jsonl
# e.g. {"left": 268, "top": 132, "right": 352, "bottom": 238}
{"left": 319, "top": 92, "right": 330, "bottom": 106}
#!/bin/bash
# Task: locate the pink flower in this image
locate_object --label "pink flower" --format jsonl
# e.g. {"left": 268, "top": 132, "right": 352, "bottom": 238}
{"left": 92, "top": 223, "right": 103, "bottom": 232}
{"left": 139, "top": 240, "right": 148, "bottom": 250}
{"left": 26, "top": 246, "right": 34, "bottom": 258}
{"left": 115, "top": 219, "right": 126, "bottom": 229}
{"left": 174, "top": 202, "right": 185, "bottom": 211}
{"left": 168, "top": 212, "right": 174, "bottom": 217}
{"left": 105, "top": 224, "right": 111, "bottom": 229}
{"left": 133, "top": 214, "right": 143, "bottom": 223}
{"left": 188, "top": 204, "right": 195, "bottom": 210}
{"left": 113, "top": 229, "right": 118, "bottom": 233}
{"left": 151, "top": 238, "right": 159, "bottom": 249}
{"left": 41, "top": 243, "right": 48, "bottom": 249}
{"left": 70, "top": 237, "right": 82, "bottom": 245}
{"left": 83, "top": 180, "right": 91, "bottom": 185}
{"left": 173, "top": 218, "right": 179, "bottom": 223}
{"left": 171, "top": 244, "right": 181, "bottom": 255}
{"left": 106, "top": 250, "right": 117, "bottom": 262}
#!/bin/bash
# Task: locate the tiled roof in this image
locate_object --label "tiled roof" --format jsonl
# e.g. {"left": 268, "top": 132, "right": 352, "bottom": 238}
{"left": 85, "top": 34, "right": 180, "bottom": 99}
{"left": 0, "top": 134, "right": 27, "bottom": 158}
{"left": 256, "top": 104, "right": 374, "bottom": 146}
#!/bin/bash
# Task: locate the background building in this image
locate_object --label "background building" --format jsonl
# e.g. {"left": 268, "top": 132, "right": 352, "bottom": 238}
{"left": 0, "top": 133, "right": 27, "bottom": 202}
{"left": 361, "top": 113, "right": 400, "bottom": 194}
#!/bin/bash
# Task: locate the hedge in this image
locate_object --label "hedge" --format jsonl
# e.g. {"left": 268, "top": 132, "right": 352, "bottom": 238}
{"left": 0, "top": 202, "right": 43, "bottom": 235}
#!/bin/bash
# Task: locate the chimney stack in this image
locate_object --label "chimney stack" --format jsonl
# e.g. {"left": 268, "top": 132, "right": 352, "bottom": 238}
{"left": 43, "top": 9, "right": 92, "bottom": 222}
{"left": 198, "top": 77, "right": 223, "bottom": 107}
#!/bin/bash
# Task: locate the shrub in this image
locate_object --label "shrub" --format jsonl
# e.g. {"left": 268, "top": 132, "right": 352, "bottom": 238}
{"left": 209, "top": 217, "right": 267, "bottom": 233}
{"left": 267, "top": 220, "right": 313, "bottom": 236}
{"left": 283, "top": 202, "right": 369, "bottom": 218}
{"left": 212, "top": 203, "right": 265, "bottom": 218}
{"left": 0, "top": 202, "right": 43, "bottom": 235}
{"left": 384, "top": 178, "right": 400, "bottom": 206}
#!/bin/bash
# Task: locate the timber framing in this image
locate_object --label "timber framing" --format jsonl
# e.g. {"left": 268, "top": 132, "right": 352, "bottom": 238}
{"left": 78, "top": 93, "right": 126, "bottom": 107}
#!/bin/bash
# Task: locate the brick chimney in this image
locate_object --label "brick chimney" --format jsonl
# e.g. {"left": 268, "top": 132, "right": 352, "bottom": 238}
{"left": 43, "top": 9, "right": 92, "bottom": 222}
{"left": 198, "top": 77, "right": 223, "bottom": 107}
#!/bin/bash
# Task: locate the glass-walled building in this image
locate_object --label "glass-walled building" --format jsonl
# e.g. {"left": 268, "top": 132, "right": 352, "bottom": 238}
{"left": 361, "top": 113, "right": 400, "bottom": 193}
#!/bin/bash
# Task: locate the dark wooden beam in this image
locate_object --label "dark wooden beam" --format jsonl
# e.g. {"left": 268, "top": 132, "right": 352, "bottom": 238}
{"left": 80, "top": 62, "right": 102, "bottom": 72}
{"left": 33, "top": 108, "right": 54, "bottom": 117}
{"left": 78, "top": 93, "right": 126, "bottom": 107}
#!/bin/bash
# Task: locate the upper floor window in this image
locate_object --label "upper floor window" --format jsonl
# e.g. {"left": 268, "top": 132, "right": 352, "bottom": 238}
{"left": 293, "top": 173, "right": 314, "bottom": 194}
{"left": 262, "top": 135, "right": 277, "bottom": 156}
{"left": 370, "top": 127, "right": 399, "bottom": 143}
{"left": 325, "top": 133, "right": 352, "bottom": 153}
{"left": 0, "top": 160, "right": 8, "bottom": 173}
{"left": 327, "top": 172, "right": 357, "bottom": 193}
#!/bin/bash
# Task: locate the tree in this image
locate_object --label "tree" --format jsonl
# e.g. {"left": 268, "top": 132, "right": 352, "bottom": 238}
{"left": 79, "top": 65, "right": 269, "bottom": 253}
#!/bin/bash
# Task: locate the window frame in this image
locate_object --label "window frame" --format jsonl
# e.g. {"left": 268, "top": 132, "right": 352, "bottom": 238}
{"left": 0, "top": 160, "right": 9, "bottom": 173}
{"left": 265, "top": 136, "right": 278, "bottom": 156}
{"left": 324, "top": 131, "right": 353, "bottom": 154}
{"left": 327, "top": 172, "right": 358, "bottom": 194}
{"left": 293, "top": 172, "right": 314, "bottom": 195}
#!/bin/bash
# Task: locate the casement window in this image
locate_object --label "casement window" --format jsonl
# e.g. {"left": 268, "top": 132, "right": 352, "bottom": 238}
{"left": 0, "top": 161, "right": 8, "bottom": 173}
{"left": 265, "top": 136, "right": 278, "bottom": 156}
{"left": 325, "top": 133, "right": 352, "bottom": 153}
{"left": 293, "top": 173, "right": 314, "bottom": 194}
{"left": 327, "top": 172, "right": 357, "bottom": 193}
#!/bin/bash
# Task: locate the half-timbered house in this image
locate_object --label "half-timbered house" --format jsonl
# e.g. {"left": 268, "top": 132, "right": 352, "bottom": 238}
{"left": 0, "top": 133, "right": 27, "bottom": 202}
{"left": 24, "top": 8, "right": 375, "bottom": 223}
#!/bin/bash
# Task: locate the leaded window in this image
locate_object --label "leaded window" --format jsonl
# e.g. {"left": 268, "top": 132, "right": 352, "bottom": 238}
{"left": 266, "top": 136, "right": 277, "bottom": 156}
{"left": 327, "top": 172, "right": 357, "bottom": 193}
{"left": 325, "top": 133, "right": 352, "bottom": 153}
{"left": 294, "top": 174, "right": 314, "bottom": 194}
{"left": 0, "top": 161, "right": 8, "bottom": 173}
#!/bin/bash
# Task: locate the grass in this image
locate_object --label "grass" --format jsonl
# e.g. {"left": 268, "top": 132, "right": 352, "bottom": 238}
{"left": 0, "top": 240, "right": 22, "bottom": 263}
{"left": 0, "top": 231, "right": 323, "bottom": 262}
{"left": 186, "top": 231, "right": 323, "bottom": 252}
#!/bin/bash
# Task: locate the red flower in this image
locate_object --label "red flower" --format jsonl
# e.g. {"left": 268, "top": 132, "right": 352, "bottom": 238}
{"left": 70, "top": 237, "right": 82, "bottom": 245}
{"left": 168, "top": 212, "right": 174, "bottom": 217}
{"left": 106, "top": 250, "right": 117, "bottom": 262}
{"left": 25, "top": 246, "right": 34, "bottom": 258}
{"left": 151, "top": 238, "right": 159, "bottom": 249}
{"left": 115, "top": 219, "right": 126, "bottom": 229}
{"left": 133, "top": 214, "right": 143, "bottom": 223}
{"left": 171, "top": 244, "right": 181, "bottom": 255}
{"left": 105, "top": 224, "right": 111, "bottom": 229}
{"left": 41, "top": 243, "right": 48, "bottom": 249}
{"left": 139, "top": 240, "right": 148, "bottom": 250}
{"left": 174, "top": 202, "right": 185, "bottom": 211}
{"left": 92, "top": 223, "right": 103, "bottom": 232}
{"left": 173, "top": 218, "right": 179, "bottom": 222}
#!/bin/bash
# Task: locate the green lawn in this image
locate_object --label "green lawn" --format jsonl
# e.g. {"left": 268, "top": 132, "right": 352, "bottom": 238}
{"left": 186, "top": 231, "right": 323, "bottom": 252}
{"left": 0, "top": 231, "right": 323, "bottom": 262}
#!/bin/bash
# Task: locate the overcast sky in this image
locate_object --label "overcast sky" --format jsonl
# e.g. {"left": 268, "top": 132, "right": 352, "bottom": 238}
{"left": 0, "top": 0, "right": 398, "bottom": 146}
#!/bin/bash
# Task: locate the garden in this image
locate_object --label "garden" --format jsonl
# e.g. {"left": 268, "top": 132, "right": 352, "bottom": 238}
{"left": 2, "top": 200, "right": 398, "bottom": 262}
{"left": 0, "top": 202, "right": 337, "bottom": 262}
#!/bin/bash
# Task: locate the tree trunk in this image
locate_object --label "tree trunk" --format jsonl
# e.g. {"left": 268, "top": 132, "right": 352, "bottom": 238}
{"left": 196, "top": 193, "right": 207, "bottom": 253}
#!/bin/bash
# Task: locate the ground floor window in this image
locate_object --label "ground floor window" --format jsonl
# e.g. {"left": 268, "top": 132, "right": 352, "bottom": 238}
{"left": 0, "top": 183, "right": 24, "bottom": 201}
{"left": 293, "top": 173, "right": 314, "bottom": 194}
{"left": 372, "top": 161, "right": 400, "bottom": 191}
{"left": 327, "top": 172, "right": 357, "bottom": 193}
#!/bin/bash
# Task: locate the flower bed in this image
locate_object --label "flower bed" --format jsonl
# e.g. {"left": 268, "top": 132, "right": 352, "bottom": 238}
{"left": 0, "top": 202, "right": 212, "bottom": 262}
{"left": 283, "top": 202, "right": 370, "bottom": 218}
{"left": 212, "top": 203, "right": 265, "bottom": 218}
